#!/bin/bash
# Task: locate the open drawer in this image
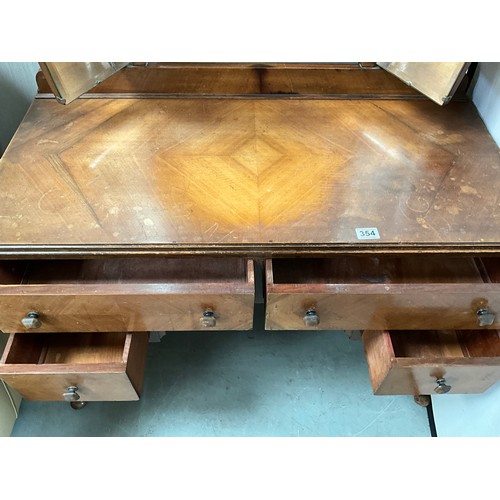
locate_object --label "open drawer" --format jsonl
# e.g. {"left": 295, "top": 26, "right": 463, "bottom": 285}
{"left": 0, "top": 257, "right": 254, "bottom": 332}
{"left": 362, "top": 329, "right": 500, "bottom": 395}
{"left": 0, "top": 331, "right": 148, "bottom": 401}
{"left": 265, "top": 256, "right": 500, "bottom": 330}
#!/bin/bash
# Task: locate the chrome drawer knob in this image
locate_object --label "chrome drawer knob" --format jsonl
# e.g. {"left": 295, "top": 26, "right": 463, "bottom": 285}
{"left": 434, "top": 378, "right": 451, "bottom": 394}
{"left": 63, "top": 386, "right": 81, "bottom": 401}
{"left": 476, "top": 308, "right": 496, "bottom": 327}
{"left": 200, "top": 310, "right": 216, "bottom": 328}
{"left": 303, "top": 309, "right": 319, "bottom": 327}
{"left": 21, "top": 312, "right": 41, "bottom": 329}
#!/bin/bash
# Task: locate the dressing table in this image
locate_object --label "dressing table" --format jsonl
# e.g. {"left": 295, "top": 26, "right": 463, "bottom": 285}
{"left": 1, "top": 62, "right": 499, "bottom": 406}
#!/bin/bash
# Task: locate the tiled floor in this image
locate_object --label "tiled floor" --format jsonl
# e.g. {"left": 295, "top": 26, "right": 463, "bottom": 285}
{"left": 11, "top": 323, "right": 431, "bottom": 437}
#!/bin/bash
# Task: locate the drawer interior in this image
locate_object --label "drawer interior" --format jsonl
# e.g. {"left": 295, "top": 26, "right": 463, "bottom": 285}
{"left": 0, "top": 257, "right": 250, "bottom": 285}
{"left": 388, "top": 329, "right": 500, "bottom": 359}
{"left": 477, "top": 257, "right": 500, "bottom": 283}
{"left": 1, "top": 332, "right": 129, "bottom": 365}
{"left": 364, "top": 328, "right": 500, "bottom": 395}
{"left": 270, "top": 256, "right": 486, "bottom": 285}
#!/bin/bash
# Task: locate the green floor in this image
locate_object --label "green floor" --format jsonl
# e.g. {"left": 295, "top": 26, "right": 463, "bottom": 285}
{"left": 11, "top": 323, "right": 431, "bottom": 437}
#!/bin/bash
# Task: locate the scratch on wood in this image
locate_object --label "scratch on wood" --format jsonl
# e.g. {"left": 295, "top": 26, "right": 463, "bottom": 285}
{"left": 37, "top": 188, "right": 57, "bottom": 213}
{"left": 204, "top": 222, "right": 219, "bottom": 234}
{"left": 217, "top": 229, "right": 235, "bottom": 242}
{"left": 47, "top": 153, "right": 103, "bottom": 228}
{"left": 397, "top": 197, "right": 413, "bottom": 221}
{"left": 37, "top": 139, "right": 59, "bottom": 145}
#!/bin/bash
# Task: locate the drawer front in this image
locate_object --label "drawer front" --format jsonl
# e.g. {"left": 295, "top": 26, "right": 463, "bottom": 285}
{"left": 0, "top": 332, "right": 149, "bottom": 401}
{"left": 0, "top": 258, "right": 255, "bottom": 333}
{"left": 265, "top": 257, "right": 500, "bottom": 331}
{"left": 367, "top": 363, "right": 500, "bottom": 396}
{"left": 0, "top": 371, "right": 141, "bottom": 401}
{"left": 0, "top": 292, "right": 254, "bottom": 333}
{"left": 362, "top": 329, "right": 500, "bottom": 396}
{"left": 265, "top": 291, "right": 500, "bottom": 330}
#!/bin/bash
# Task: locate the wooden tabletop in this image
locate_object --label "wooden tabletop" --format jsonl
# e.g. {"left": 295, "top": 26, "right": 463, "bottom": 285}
{"left": 1, "top": 97, "right": 499, "bottom": 256}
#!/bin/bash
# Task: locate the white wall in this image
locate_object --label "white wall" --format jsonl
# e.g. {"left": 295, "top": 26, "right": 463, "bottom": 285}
{"left": 431, "top": 61, "right": 500, "bottom": 436}
{"left": 0, "top": 62, "right": 39, "bottom": 155}
{"left": 0, "top": 62, "right": 37, "bottom": 434}
{"left": 472, "top": 62, "right": 500, "bottom": 147}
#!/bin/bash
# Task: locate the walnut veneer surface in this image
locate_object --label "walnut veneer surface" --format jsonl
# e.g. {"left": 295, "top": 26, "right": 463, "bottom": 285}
{"left": 0, "top": 97, "right": 499, "bottom": 256}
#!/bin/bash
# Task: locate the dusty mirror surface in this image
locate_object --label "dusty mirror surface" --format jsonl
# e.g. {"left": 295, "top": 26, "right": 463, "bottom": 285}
{"left": 377, "top": 62, "right": 470, "bottom": 105}
{"left": 39, "top": 62, "right": 128, "bottom": 104}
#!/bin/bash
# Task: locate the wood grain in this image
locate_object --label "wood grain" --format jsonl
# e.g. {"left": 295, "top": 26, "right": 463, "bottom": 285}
{"left": 36, "top": 64, "right": 425, "bottom": 98}
{"left": 0, "top": 98, "right": 499, "bottom": 256}
{"left": 373, "top": 363, "right": 500, "bottom": 395}
{"left": 361, "top": 329, "right": 394, "bottom": 394}
{"left": 16, "top": 257, "right": 250, "bottom": 284}
{"left": 6, "top": 65, "right": 499, "bottom": 402}
{"left": 0, "top": 371, "right": 139, "bottom": 401}
{"left": 269, "top": 255, "right": 484, "bottom": 284}
{"left": 363, "top": 329, "right": 500, "bottom": 395}
{"left": 42, "top": 332, "right": 128, "bottom": 364}
{"left": 265, "top": 257, "right": 500, "bottom": 330}
{"left": 389, "top": 330, "right": 465, "bottom": 358}
{"left": 0, "top": 258, "right": 254, "bottom": 333}
{"left": 0, "top": 332, "right": 149, "bottom": 400}
{"left": 125, "top": 331, "right": 149, "bottom": 396}
{"left": 0, "top": 291, "right": 254, "bottom": 333}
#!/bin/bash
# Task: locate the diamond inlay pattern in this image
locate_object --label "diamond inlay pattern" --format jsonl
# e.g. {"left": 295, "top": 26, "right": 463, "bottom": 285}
{"left": 0, "top": 98, "right": 499, "bottom": 251}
